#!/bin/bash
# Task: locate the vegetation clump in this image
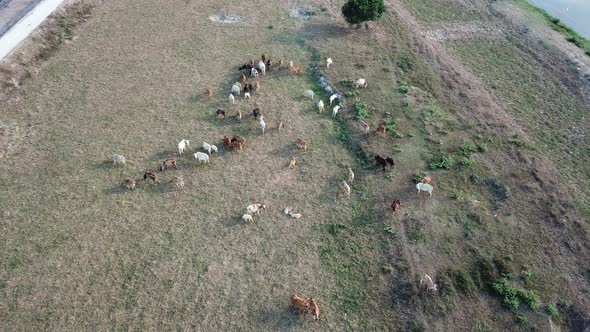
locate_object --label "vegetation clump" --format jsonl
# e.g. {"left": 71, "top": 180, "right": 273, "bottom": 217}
{"left": 342, "top": 0, "right": 386, "bottom": 25}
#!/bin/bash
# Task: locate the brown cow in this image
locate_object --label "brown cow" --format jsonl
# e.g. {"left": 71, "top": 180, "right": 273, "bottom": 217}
{"left": 205, "top": 87, "right": 212, "bottom": 101}
{"left": 278, "top": 121, "right": 285, "bottom": 132}
{"left": 309, "top": 298, "right": 319, "bottom": 320}
{"left": 375, "top": 155, "right": 387, "bottom": 171}
{"left": 295, "top": 138, "right": 307, "bottom": 151}
{"left": 236, "top": 110, "right": 242, "bottom": 122}
{"left": 290, "top": 294, "right": 310, "bottom": 313}
{"left": 376, "top": 123, "right": 386, "bottom": 137}
{"left": 253, "top": 108, "right": 261, "bottom": 119}
{"left": 255, "top": 81, "right": 260, "bottom": 92}
{"left": 143, "top": 171, "right": 158, "bottom": 183}
{"left": 266, "top": 58, "right": 271, "bottom": 71}
{"left": 288, "top": 157, "right": 297, "bottom": 169}
{"left": 122, "top": 178, "right": 136, "bottom": 190}
{"left": 261, "top": 53, "right": 266, "bottom": 62}
{"left": 223, "top": 135, "right": 232, "bottom": 147}
{"left": 391, "top": 199, "right": 401, "bottom": 214}
{"left": 232, "top": 135, "right": 245, "bottom": 144}
{"left": 289, "top": 65, "right": 302, "bottom": 75}
{"left": 216, "top": 108, "right": 226, "bottom": 118}
{"left": 240, "top": 72, "right": 246, "bottom": 82}
{"left": 422, "top": 176, "right": 432, "bottom": 185}
{"left": 160, "top": 158, "right": 177, "bottom": 171}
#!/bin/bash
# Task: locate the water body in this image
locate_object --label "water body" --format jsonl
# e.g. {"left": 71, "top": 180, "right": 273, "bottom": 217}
{"left": 528, "top": 0, "right": 590, "bottom": 39}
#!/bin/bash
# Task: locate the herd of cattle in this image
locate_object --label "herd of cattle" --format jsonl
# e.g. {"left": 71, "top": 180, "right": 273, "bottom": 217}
{"left": 109, "top": 53, "right": 438, "bottom": 320}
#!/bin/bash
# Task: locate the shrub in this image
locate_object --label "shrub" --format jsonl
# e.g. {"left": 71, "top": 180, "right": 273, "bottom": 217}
{"left": 451, "top": 191, "right": 463, "bottom": 200}
{"left": 493, "top": 277, "right": 520, "bottom": 311}
{"left": 516, "top": 315, "right": 528, "bottom": 325}
{"left": 382, "top": 265, "right": 394, "bottom": 274}
{"left": 339, "top": 79, "right": 354, "bottom": 88}
{"left": 550, "top": 17, "right": 560, "bottom": 24}
{"left": 521, "top": 270, "right": 532, "bottom": 282}
{"left": 384, "top": 117, "right": 402, "bottom": 138}
{"left": 546, "top": 304, "right": 560, "bottom": 320}
{"left": 413, "top": 171, "right": 427, "bottom": 183}
{"left": 398, "top": 52, "right": 416, "bottom": 72}
{"left": 517, "top": 289, "right": 539, "bottom": 310}
{"left": 341, "top": 0, "right": 386, "bottom": 25}
{"left": 459, "top": 142, "right": 478, "bottom": 156}
{"left": 459, "top": 157, "right": 475, "bottom": 167}
{"left": 398, "top": 81, "right": 409, "bottom": 94}
{"left": 352, "top": 100, "right": 369, "bottom": 120}
{"left": 477, "top": 143, "right": 488, "bottom": 152}
{"left": 429, "top": 155, "right": 455, "bottom": 170}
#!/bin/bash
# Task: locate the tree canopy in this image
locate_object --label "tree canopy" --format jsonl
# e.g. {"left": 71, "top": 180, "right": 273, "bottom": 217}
{"left": 341, "top": 0, "right": 386, "bottom": 25}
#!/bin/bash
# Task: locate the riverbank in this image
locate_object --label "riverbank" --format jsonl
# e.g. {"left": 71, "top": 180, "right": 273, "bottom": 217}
{"left": 516, "top": 0, "right": 590, "bottom": 55}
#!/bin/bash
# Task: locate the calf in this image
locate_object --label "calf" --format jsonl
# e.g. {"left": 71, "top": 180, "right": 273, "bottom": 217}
{"left": 144, "top": 171, "right": 158, "bottom": 183}
{"left": 391, "top": 199, "right": 401, "bottom": 214}
{"left": 236, "top": 110, "right": 242, "bottom": 121}
{"left": 240, "top": 73, "right": 246, "bottom": 82}
{"left": 278, "top": 121, "right": 285, "bottom": 132}
{"left": 309, "top": 298, "right": 319, "bottom": 320}
{"left": 228, "top": 93, "right": 235, "bottom": 105}
{"left": 253, "top": 108, "right": 261, "bottom": 119}
{"left": 420, "top": 274, "right": 438, "bottom": 292}
{"left": 216, "top": 108, "right": 227, "bottom": 118}
{"left": 242, "top": 213, "right": 253, "bottom": 223}
{"left": 289, "top": 65, "right": 301, "bottom": 75}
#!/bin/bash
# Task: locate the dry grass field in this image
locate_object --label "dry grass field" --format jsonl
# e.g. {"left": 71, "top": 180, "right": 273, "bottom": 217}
{"left": 0, "top": 0, "right": 589, "bottom": 330}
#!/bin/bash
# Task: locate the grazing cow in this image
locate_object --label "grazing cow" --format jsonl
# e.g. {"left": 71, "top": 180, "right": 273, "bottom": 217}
{"left": 160, "top": 158, "right": 177, "bottom": 171}
{"left": 254, "top": 81, "right": 260, "bottom": 92}
{"left": 326, "top": 57, "right": 333, "bottom": 68}
{"left": 247, "top": 203, "right": 267, "bottom": 215}
{"left": 250, "top": 58, "right": 255, "bottom": 65}
{"left": 177, "top": 139, "right": 190, "bottom": 155}
{"left": 229, "top": 93, "right": 236, "bottom": 105}
{"left": 259, "top": 116, "right": 266, "bottom": 135}
{"left": 329, "top": 93, "right": 338, "bottom": 105}
{"left": 210, "top": 144, "right": 218, "bottom": 154}
{"left": 261, "top": 53, "right": 266, "bottom": 62}
{"left": 375, "top": 155, "right": 387, "bottom": 171}
{"left": 332, "top": 105, "right": 341, "bottom": 118}
{"left": 288, "top": 60, "right": 294, "bottom": 68}
{"left": 341, "top": 180, "right": 351, "bottom": 197}
{"left": 416, "top": 182, "right": 433, "bottom": 197}
{"left": 231, "top": 83, "right": 241, "bottom": 96}
{"left": 420, "top": 274, "right": 438, "bottom": 292}
{"left": 318, "top": 100, "right": 325, "bottom": 113}
{"left": 278, "top": 121, "right": 285, "bottom": 132}
{"left": 385, "top": 157, "right": 395, "bottom": 169}
{"left": 236, "top": 110, "right": 242, "bottom": 121}
{"left": 243, "top": 85, "right": 249, "bottom": 93}
{"left": 232, "top": 135, "right": 245, "bottom": 144}
{"left": 143, "top": 171, "right": 158, "bottom": 183}
{"left": 205, "top": 87, "right": 212, "bottom": 101}
{"left": 304, "top": 89, "right": 315, "bottom": 100}
{"left": 348, "top": 167, "right": 354, "bottom": 184}
{"left": 252, "top": 107, "right": 261, "bottom": 119}
{"left": 258, "top": 60, "right": 266, "bottom": 75}
{"left": 359, "top": 120, "right": 370, "bottom": 134}
{"left": 216, "top": 108, "right": 227, "bottom": 118}
{"left": 290, "top": 294, "right": 310, "bottom": 313}
{"left": 242, "top": 213, "right": 253, "bottom": 222}
{"left": 290, "top": 213, "right": 302, "bottom": 219}
{"left": 289, "top": 65, "right": 301, "bottom": 75}
{"left": 247, "top": 83, "right": 254, "bottom": 92}
{"left": 355, "top": 78, "right": 368, "bottom": 89}
{"left": 295, "top": 138, "right": 307, "bottom": 151}
{"left": 203, "top": 142, "right": 213, "bottom": 155}
{"left": 122, "top": 178, "right": 136, "bottom": 190}
{"left": 376, "top": 123, "right": 386, "bottom": 136}
{"left": 194, "top": 152, "right": 210, "bottom": 163}
{"left": 230, "top": 141, "right": 243, "bottom": 151}
{"left": 266, "top": 58, "right": 271, "bottom": 70}
{"left": 251, "top": 67, "right": 258, "bottom": 77}
{"left": 288, "top": 157, "right": 297, "bottom": 169}
{"left": 240, "top": 72, "right": 246, "bottom": 82}
{"left": 170, "top": 176, "right": 184, "bottom": 189}
{"left": 422, "top": 176, "right": 432, "bottom": 184}
{"left": 244, "top": 92, "right": 251, "bottom": 99}
{"left": 112, "top": 154, "right": 126, "bottom": 165}
{"left": 391, "top": 199, "right": 401, "bottom": 214}
{"left": 309, "top": 298, "right": 319, "bottom": 320}
{"left": 284, "top": 207, "right": 292, "bottom": 215}
{"left": 277, "top": 59, "right": 283, "bottom": 67}
{"left": 239, "top": 64, "right": 253, "bottom": 71}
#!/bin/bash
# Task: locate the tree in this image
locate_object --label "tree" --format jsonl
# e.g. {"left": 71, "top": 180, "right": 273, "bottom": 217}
{"left": 341, "top": 0, "right": 386, "bottom": 26}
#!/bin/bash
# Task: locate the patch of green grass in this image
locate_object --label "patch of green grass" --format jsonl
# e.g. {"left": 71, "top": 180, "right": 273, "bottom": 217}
{"left": 516, "top": 315, "right": 528, "bottom": 325}
{"left": 401, "top": 0, "right": 480, "bottom": 25}
{"left": 413, "top": 171, "right": 427, "bottom": 183}
{"left": 517, "top": 289, "right": 539, "bottom": 310}
{"left": 383, "top": 116, "right": 402, "bottom": 138}
{"left": 352, "top": 100, "right": 369, "bottom": 120}
{"left": 381, "top": 265, "right": 394, "bottom": 274}
{"left": 429, "top": 155, "right": 455, "bottom": 170}
{"left": 546, "top": 303, "right": 560, "bottom": 320}
{"left": 398, "top": 52, "right": 416, "bottom": 73}
{"left": 397, "top": 81, "right": 409, "bottom": 94}
{"left": 459, "top": 156, "right": 475, "bottom": 167}
{"left": 515, "top": 0, "right": 590, "bottom": 55}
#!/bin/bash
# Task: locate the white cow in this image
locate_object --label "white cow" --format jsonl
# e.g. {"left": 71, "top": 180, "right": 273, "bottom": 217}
{"left": 251, "top": 67, "right": 259, "bottom": 77}
{"left": 203, "top": 142, "right": 212, "bottom": 155}
{"left": 318, "top": 100, "right": 325, "bottom": 113}
{"left": 332, "top": 105, "right": 341, "bottom": 118}
{"left": 355, "top": 78, "right": 368, "bottom": 89}
{"left": 304, "top": 89, "right": 315, "bottom": 100}
{"left": 112, "top": 154, "right": 126, "bottom": 165}
{"left": 420, "top": 274, "right": 438, "bottom": 292}
{"left": 326, "top": 57, "right": 333, "bottom": 68}
{"left": 416, "top": 182, "right": 434, "bottom": 197}
{"left": 229, "top": 93, "right": 236, "bottom": 104}
{"left": 231, "top": 83, "right": 241, "bottom": 96}
{"left": 194, "top": 152, "right": 210, "bottom": 163}
{"left": 242, "top": 214, "right": 254, "bottom": 222}
{"left": 210, "top": 144, "right": 218, "bottom": 154}
{"left": 329, "top": 93, "right": 339, "bottom": 105}
{"left": 259, "top": 116, "right": 266, "bottom": 135}
{"left": 177, "top": 139, "right": 190, "bottom": 155}
{"left": 258, "top": 60, "right": 266, "bottom": 75}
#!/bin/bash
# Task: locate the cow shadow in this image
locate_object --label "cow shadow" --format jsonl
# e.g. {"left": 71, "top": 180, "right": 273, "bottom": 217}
{"left": 256, "top": 306, "right": 301, "bottom": 330}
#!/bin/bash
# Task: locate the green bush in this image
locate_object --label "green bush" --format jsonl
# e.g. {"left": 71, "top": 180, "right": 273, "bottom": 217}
{"left": 516, "top": 315, "right": 528, "bottom": 325}
{"left": 517, "top": 289, "right": 539, "bottom": 310}
{"left": 429, "top": 155, "right": 455, "bottom": 170}
{"left": 384, "top": 117, "right": 402, "bottom": 138}
{"left": 352, "top": 100, "right": 369, "bottom": 120}
{"left": 459, "top": 157, "right": 475, "bottom": 167}
{"left": 477, "top": 143, "right": 488, "bottom": 152}
{"left": 398, "top": 82, "right": 409, "bottom": 94}
{"left": 459, "top": 142, "right": 478, "bottom": 156}
{"left": 413, "top": 171, "right": 427, "bottom": 183}
{"left": 398, "top": 52, "right": 416, "bottom": 72}
{"left": 546, "top": 303, "right": 560, "bottom": 320}
{"left": 342, "top": 0, "right": 386, "bottom": 25}
{"left": 493, "top": 278, "right": 520, "bottom": 311}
